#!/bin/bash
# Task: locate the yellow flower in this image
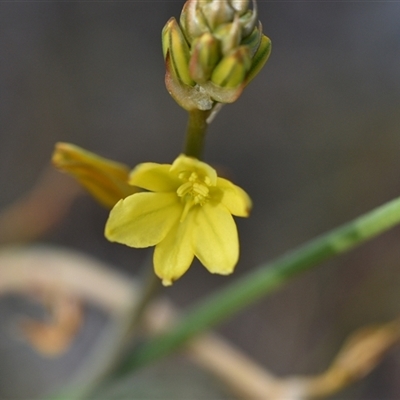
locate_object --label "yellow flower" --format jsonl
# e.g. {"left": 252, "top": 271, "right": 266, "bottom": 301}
{"left": 105, "top": 154, "right": 251, "bottom": 286}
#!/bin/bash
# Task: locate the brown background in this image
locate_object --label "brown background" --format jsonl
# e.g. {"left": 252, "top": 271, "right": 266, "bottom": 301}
{"left": 1, "top": 1, "right": 400, "bottom": 398}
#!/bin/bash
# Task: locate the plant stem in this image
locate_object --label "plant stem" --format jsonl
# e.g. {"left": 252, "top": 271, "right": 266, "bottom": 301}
{"left": 184, "top": 109, "right": 210, "bottom": 158}
{"left": 113, "top": 195, "right": 400, "bottom": 374}
{"left": 126, "top": 256, "right": 162, "bottom": 336}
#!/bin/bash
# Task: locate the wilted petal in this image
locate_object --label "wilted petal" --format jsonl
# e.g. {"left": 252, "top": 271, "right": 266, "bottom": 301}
{"left": 154, "top": 212, "right": 195, "bottom": 286}
{"left": 52, "top": 142, "right": 137, "bottom": 209}
{"left": 105, "top": 192, "right": 181, "bottom": 248}
{"left": 216, "top": 177, "right": 252, "bottom": 217}
{"left": 194, "top": 203, "right": 239, "bottom": 274}
{"left": 129, "top": 163, "right": 180, "bottom": 192}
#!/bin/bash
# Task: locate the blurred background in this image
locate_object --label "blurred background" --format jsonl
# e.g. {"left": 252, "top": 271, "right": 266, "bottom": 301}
{"left": 1, "top": 1, "right": 400, "bottom": 398}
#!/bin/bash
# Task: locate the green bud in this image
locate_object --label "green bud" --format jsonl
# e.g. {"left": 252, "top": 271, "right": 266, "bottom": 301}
{"left": 245, "top": 34, "right": 272, "bottom": 85}
{"left": 231, "top": 0, "right": 250, "bottom": 16}
{"left": 241, "top": 22, "right": 262, "bottom": 57}
{"left": 180, "top": 0, "right": 209, "bottom": 44}
{"left": 239, "top": 6, "right": 258, "bottom": 37}
{"left": 162, "top": 18, "right": 172, "bottom": 59}
{"left": 211, "top": 46, "right": 251, "bottom": 88}
{"left": 189, "top": 33, "right": 221, "bottom": 83}
{"left": 162, "top": 17, "right": 194, "bottom": 86}
{"left": 201, "top": 1, "right": 235, "bottom": 31}
{"left": 213, "top": 18, "right": 242, "bottom": 55}
{"left": 163, "top": 0, "right": 271, "bottom": 111}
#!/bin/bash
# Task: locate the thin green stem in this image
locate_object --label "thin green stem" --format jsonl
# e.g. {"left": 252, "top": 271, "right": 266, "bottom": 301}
{"left": 126, "top": 260, "right": 162, "bottom": 336}
{"left": 112, "top": 195, "right": 400, "bottom": 375}
{"left": 184, "top": 109, "right": 210, "bottom": 158}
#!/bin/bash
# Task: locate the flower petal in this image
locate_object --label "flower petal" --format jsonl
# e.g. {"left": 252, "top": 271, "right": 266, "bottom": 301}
{"left": 105, "top": 192, "right": 181, "bottom": 248}
{"left": 129, "top": 163, "right": 181, "bottom": 192}
{"left": 215, "top": 177, "right": 252, "bottom": 217}
{"left": 193, "top": 203, "right": 239, "bottom": 274}
{"left": 154, "top": 212, "right": 195, "bottom": 286}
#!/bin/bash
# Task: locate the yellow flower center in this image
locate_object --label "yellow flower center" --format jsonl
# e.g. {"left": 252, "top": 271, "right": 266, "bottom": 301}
{"left": 177, "top": 171, "right": 212, "bottom": 221}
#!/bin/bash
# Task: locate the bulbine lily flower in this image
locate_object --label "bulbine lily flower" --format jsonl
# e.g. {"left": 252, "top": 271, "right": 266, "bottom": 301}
{"left": 105, "top": 154, "right": 252, "bottom": 286}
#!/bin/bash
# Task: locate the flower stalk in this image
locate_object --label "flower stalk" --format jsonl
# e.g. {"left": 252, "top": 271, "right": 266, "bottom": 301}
{"left": 184, "top": 109, "right": 210, "bottom": 158}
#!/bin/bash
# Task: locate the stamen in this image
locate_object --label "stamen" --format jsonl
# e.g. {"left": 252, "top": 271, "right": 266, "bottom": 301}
{"left": 188, "top": 172, "right": 198, "bottom": 182}
{"left": 204, "top": 176, "right": 212, "bottom": 186}
{"left": 192, "top": 182, "right": 209, "bottom": 199}
{"left": 176, "top": 170, "right": 211, "bottom": 211}
{"left": 177, "top": 181, "right": 192, "bottom": 198}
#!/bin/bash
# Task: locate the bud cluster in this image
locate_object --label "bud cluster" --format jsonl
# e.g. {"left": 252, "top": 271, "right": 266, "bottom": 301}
{"left": 162, "top": 0, "right": 271, "bottom": 111}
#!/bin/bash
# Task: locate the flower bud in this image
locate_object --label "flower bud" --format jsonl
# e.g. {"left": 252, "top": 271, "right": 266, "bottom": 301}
{"left": 211, "top": 46, "right": 251, "bottom": 88}
{"left": 180, "top": 0, "right": 209, "bottom": 43}
{"left": 231, "top": 0, "right": 250, "bottom": 15}
{"left": 241, "top": 21, "right": 263, "bottom": 57}
{"left": 213, "top": 18, "right": 242, "bottom": 56}
{"left": 201, "top": 1, "right": 235, "bottom": 31}
{"left": 162, "top": 17, "right": 194, "bottom": 87}
{"left": 189, "top": 33, "right": 220, "bottom": 83}
{"left": 162, "top": 0, "right": 271, "bottom": 111}
{"left": 244, "top": 34, "right": 271, "bottom": 85}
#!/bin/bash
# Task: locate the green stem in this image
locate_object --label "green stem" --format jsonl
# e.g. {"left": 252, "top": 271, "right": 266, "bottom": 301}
{"left": 126, "top": 260, "right": 161, "bottom": 336}
{"left": 184, "top": 109, "right": 210, "bottom": 158}
{"left": 113, "top": 195, "right": 400, "bottom": 375}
